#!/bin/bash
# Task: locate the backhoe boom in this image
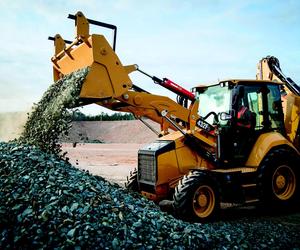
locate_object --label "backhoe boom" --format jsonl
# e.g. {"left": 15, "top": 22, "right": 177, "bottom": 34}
{"left": 257, "top": 56, "right": 300, "bottom": 149}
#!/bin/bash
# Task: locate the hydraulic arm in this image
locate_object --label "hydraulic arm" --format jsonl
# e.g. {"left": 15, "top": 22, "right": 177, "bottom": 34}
{"left": 257, "top": 56, "right": 300, "bottom": 149}
{"left": 49, "top": 12, "right": 201, "bottom": 135}
{"left": 257, "top": 56, "right": 300, "bottom": 96}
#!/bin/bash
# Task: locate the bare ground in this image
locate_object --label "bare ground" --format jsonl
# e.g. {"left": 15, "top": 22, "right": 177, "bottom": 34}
{"left": 66, "top": 120, "right": 159, "bottom": 143}
{"left": 0, "top": 112, "right": 28, "bottom": 141}
{"left": 61, "top": 120, "right": 159, "bottom": 185}
{"left": 62, "top": 143, "right": 142, "bottom": 186}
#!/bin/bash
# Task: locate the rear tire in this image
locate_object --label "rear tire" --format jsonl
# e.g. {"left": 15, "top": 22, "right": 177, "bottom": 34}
{"left": 125, "top": 168, "right": 139, "bottom": 192}
{"left": 258, "top": 147, "right": 299, "bottom": 208}
{"left": 173, "top": 171, "right": 220, "bottom": 222}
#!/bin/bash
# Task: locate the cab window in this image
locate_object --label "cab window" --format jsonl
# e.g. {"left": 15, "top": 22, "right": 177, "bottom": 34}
{"left": 197, "top": 85, "right": 231, "bottom": 125}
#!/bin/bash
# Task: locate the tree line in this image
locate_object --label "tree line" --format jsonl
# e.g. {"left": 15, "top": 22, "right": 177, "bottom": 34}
{"left": 71, "top": 111, "right": 135, "bottom": 121}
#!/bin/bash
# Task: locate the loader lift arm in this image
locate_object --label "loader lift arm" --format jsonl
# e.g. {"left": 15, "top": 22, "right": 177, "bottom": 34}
{"left": 49, "top": 12, "right": 205, "bottom": 137}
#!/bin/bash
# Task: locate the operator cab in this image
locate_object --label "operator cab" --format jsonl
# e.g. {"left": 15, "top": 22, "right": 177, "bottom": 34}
{"left": 195, "top": 80, "right": 285, "bottom": 166}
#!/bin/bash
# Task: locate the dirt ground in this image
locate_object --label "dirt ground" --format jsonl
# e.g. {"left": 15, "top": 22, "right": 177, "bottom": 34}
{"left": 66, "top": 120, "right": 159, "bottom": 143}
{"left": 60, "top": 120, "right": 159, "bottom": 186}
{"left": 62, "top": 143, "right": 142, "bottom": 186}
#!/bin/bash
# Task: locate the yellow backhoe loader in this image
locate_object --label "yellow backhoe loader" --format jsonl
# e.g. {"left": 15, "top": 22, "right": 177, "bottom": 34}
{"left": 49, "top": 12, "right": 299, "bottom": 221}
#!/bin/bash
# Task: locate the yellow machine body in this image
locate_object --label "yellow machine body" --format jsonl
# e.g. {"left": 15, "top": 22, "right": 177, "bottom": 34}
{"left": 50, "top": 12, "right": 300, "bottom": 221}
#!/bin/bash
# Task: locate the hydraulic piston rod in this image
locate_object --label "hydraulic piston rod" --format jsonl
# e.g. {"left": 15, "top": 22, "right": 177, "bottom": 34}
{"left": 137, "top": 67, "right": 195, "bottom": 101}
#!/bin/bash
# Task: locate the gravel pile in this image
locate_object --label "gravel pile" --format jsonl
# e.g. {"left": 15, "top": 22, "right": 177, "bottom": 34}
{"left": 1, "top": 141, "right": 300, "bottom": 249}
{"left": 18, "top": 68, "right": 89, "bottom": 155}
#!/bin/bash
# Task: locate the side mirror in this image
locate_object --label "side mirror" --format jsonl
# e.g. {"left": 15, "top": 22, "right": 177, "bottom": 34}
{"left": 219, "top": 112, "right": 232, "bottom": 121}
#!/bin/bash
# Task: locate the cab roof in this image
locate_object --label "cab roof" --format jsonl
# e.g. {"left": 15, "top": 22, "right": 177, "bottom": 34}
{"left": 194, "top": 79, "right": 282, "bottom": 90}
{"left": 221, "top": 79, "right": 283, "bottom": 85}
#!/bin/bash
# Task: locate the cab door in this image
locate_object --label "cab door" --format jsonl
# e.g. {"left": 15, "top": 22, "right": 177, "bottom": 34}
{"left": 223, "top": 83, "right": 284, "bottom": 165}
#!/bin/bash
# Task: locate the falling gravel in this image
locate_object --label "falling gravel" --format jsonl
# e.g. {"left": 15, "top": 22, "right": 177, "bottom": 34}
{"left": 18, "top": 68, "right": 89, "bottom": 155}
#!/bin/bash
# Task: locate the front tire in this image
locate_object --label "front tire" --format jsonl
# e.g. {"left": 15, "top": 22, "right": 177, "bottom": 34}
{"left": 258, "top": 147, "right": 299, "bottom": 207}
{"left": 173, "top": 171, "right": 220, "bottom": 222}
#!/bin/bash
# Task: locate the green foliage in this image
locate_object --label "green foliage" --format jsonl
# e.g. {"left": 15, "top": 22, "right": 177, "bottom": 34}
{"left": 71, "top": 111, "right": 135, "bottom": 121}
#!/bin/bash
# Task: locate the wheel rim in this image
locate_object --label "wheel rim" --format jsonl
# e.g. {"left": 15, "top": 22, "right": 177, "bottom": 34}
{"left": 193, "top": 185, "right": 215, "bottom": 218}
{"left": 272, "top": 165, "right": 296, "bottom": 200}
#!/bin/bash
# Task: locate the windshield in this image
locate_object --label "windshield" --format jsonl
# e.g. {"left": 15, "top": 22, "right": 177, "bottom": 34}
{"left": 197, "top": 85, "right": 231, "bottom": 124}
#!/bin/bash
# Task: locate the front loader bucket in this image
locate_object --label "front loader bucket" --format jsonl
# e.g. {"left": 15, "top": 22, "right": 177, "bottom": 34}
{"left": 50, "top": 12, "right": 135, "bottom": 101}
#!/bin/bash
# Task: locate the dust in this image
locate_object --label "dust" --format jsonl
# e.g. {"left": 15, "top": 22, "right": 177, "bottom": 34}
{"left": 0, "top": 112, "right": 28, "bottom": 141}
